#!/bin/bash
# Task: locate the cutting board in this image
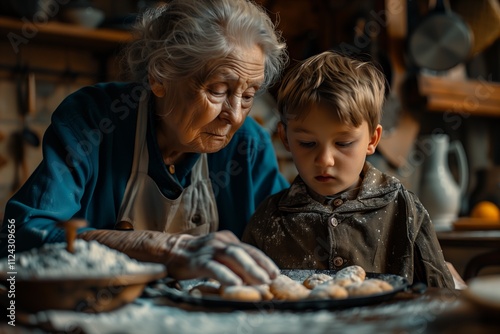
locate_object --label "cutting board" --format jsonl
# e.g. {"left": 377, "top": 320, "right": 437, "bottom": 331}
{"left": 453, "top": 217, "right": 500, "bottom": 230}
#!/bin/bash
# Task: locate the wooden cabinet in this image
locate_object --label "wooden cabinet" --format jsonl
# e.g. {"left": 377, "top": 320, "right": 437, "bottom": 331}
{"left": 0, "top": 16, "right": 132, "bottom": 51}
{"left": 0, "top": 16, "right": 133, "bottom": 82}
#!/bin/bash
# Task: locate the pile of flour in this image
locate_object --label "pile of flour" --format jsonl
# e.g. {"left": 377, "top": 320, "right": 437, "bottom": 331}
{"left": 3, "top": 240, "right": 164, "bottom": 279}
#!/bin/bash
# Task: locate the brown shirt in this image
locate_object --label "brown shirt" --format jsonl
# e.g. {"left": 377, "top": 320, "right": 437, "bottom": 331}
{"left": 243, "top": 162, "right": 455, "bottom": 289}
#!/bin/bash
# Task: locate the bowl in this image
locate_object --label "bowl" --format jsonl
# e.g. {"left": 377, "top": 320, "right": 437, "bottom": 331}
{"left": 463, "top": 275, "right": 500, "bottom": 312}
{"left": 61, "top": 6, "right": 105, "bottom": 28}
{"left": 1, "top": 264, "right": 166, "bottom": 313}
{"left": 0, "top": 223, "right": 167, "bottom": 313}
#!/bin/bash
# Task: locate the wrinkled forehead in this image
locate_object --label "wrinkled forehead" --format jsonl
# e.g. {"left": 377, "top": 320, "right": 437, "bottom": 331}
{"left": 202, "top": 45, "right": 266, "bottom": 87}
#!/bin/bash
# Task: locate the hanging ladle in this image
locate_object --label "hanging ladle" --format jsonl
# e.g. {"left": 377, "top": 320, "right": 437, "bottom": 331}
{"left": 8, "top": 70, "right": 39, "bottom": 192}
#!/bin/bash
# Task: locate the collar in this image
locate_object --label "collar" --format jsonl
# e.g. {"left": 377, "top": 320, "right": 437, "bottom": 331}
{"left": 278, "top": 162, "right": 401, "bottom": 214}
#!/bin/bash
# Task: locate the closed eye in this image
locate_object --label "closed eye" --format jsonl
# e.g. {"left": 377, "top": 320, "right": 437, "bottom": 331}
{"left": 209, "top": 89, "right": 227, "bottom": 97}
{"left": 299, "top": 141, "right": 315, "bottom": 148}
{"left": 337, "top": 141, "right": 353, "bottom": 147}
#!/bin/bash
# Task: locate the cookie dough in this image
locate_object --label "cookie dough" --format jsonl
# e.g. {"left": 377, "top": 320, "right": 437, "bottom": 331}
{"left": 333, "top": 265, "right": 366, "bottom": 287}
{"left": 365, "top": 278, "right": 393, "bottom": 292}
{"left": 303, "top": 273, "right": 333, "bottom": 289}
{"left": 253, "top": 284, "right": 274, "bottom": 301}
{"left": 186, "top": 266, "right": 394, "bottom": 303}
{"left": 345, "top": 280, "right": 383, "bottom": 297}
{"left": 221, "top": 285, "right": 262, "bottom": 302}
{"left": 189, "top": 281, "right": 221, "bottom": 297}
{"left": 308, "top": 281, "right": 348, "bottom": 300}
{"left": 270, "top": 274, "right": 310, "bottom": 300}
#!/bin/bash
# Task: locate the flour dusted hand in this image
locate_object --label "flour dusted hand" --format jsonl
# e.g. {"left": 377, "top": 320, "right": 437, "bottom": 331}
{"left": 166, "top": 231, "right": 280, "bottom": 286}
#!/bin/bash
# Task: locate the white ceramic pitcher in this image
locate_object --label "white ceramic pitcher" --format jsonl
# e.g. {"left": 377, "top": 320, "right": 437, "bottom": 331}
{"left": 418, "top": 134, "right": 468, "bottom": 230}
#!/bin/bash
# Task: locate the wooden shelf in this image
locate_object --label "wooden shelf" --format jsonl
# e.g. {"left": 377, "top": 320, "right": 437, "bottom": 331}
{"left": 418, "top": 74, "right": 500, "bottom": 117}
{"left": 0, "top": 16, "right": 133, "bottom": 51}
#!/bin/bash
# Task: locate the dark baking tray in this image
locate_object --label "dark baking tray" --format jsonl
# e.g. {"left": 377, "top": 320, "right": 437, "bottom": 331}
{"left": 156, "top": 269, "right": 409, "bottom": 311}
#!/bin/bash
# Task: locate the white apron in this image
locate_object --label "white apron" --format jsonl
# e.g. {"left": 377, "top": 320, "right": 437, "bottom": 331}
{"left": 115, "top": 93, "right": 218, "bottom": 235}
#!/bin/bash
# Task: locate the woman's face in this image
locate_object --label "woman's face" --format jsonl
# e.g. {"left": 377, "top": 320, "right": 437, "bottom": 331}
{"left": 280, "top": 103, "right": 381, "bottom": 197}
{"left": 154, "top": 45, "right": 266, "bottom": 155}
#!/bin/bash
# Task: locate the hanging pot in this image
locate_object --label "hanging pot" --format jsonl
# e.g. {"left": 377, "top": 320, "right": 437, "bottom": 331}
{"left": 408, "top": 0, "right": 473, "bottom": 72}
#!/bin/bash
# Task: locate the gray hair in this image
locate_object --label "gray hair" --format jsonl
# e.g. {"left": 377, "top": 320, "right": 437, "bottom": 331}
{"left": 123, "top": 0, "right": 288, "bottom": 91}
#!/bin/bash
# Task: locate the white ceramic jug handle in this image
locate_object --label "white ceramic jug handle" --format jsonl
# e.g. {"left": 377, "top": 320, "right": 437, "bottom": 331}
{"left": 449, "top": 140, "right": 469, "bottom": 195}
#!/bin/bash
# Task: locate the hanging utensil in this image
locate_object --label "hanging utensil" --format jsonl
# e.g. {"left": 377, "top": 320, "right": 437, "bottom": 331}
{"left": 23, "top": 71, "right": 41, "bottom": 147}
{"left": 408, "top": 0, "right": 473, "bottom": 72}
{"left": 16, "top": 69, "right": 40, "bottom": 148}
{"left": 8, "top": 68, "right": 39, "bottom": 193}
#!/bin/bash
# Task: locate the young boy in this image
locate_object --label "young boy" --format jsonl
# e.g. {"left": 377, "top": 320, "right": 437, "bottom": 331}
{"left": 243, "top": 51, "right": 455, "bottom": 289}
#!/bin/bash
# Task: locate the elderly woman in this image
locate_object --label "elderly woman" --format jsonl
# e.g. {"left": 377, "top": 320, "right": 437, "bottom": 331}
{"left": 0, "top": 0, "right": 288, "bottom": 285}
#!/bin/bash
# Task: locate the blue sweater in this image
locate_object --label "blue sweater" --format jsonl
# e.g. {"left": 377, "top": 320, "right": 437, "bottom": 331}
{"left": 0, "top": 82, "right": 288, "bottom": 256}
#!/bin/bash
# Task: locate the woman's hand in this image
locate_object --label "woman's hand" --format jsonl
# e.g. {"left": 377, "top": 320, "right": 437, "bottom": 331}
{"left": 165, "top": 230, "right": 280, "bottom": 286}
{"left": 79, "top": 229, "right": 279, "bottom": 286}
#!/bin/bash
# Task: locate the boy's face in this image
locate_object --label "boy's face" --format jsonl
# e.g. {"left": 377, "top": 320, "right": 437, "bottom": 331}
{"left": 279, "top": 103, "right": 382, "bottom": 197}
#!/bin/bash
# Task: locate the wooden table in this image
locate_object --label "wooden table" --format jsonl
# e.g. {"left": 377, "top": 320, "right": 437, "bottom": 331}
{"left": 2, "top": 288, "right": 499, "bottom": 334}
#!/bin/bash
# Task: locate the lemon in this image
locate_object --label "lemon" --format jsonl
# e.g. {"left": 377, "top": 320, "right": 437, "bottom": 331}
{"left": 470, "top": 201, "right": 500, "bottom": 221}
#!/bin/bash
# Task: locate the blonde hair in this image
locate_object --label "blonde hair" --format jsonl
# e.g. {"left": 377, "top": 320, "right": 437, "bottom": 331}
{"left": 277, "top": 51, "right": 385, "bottom": 134}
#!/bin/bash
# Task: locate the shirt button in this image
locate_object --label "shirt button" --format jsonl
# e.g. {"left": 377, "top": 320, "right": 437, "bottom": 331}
{"left": 329, "top": 217, "right": 338, "bottom": 227}
{"left": 333, "top": 198, "right": 343, "bottom": 207}
{"left": 333, "top": 256, "right": 344, "bottom": 267}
